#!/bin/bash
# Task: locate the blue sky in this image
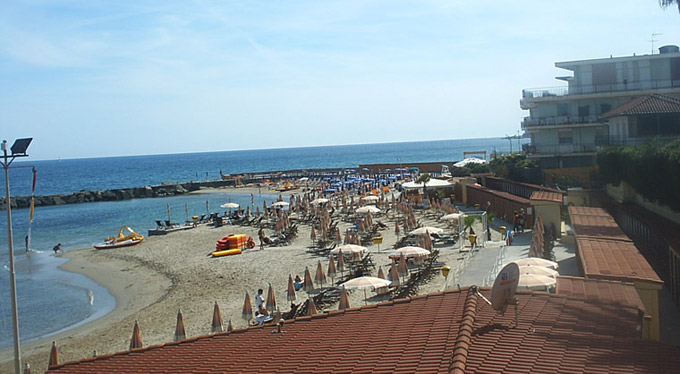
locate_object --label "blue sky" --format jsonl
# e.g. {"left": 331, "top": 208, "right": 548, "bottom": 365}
{"left": 1, "top": 1, "right": 678, "bottom": 160}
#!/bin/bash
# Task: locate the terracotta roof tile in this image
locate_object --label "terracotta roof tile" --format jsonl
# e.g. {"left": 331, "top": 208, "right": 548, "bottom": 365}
{"left": 568, "top": 206, "right": 610, "bottom": 217}
{"left": 570, "top": 214, "right": 631, "bottom": 241}
{"left": 601, "top": 93, "right": 680, "bottom": 119}
{"left": 530, "top": 190, "right": 563, "bottom": 203}
{"left": 46, "top": 287, "right": 680, "bottom": 374}
{"left": 556, "top": 276, "right": 646, "bottom": 313}
{"left": 577, "top": 237, "right": 663, "bottom": 285}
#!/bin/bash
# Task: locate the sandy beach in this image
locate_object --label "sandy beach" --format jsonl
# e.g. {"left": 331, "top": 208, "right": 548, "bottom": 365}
{"left": 0, "top": 186, "right": 488, "bottom": 373}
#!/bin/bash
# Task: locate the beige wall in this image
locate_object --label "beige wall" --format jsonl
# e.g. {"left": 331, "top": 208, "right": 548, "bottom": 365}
{"left": 634, "top": 282, "right": 662, "bottom": 341}
{"left": 532, "top": 201, "right": 562, "bottom": 239}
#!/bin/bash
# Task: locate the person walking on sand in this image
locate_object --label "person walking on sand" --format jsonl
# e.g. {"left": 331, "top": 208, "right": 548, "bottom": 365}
{"left": 258, "top": 228, "right": 265, "bottom": 250}
{"left": 255, "top": 289, "right": 265, "bottom": 310}
{"left": 53, "top": 243, "right": 62, "bottom": 253}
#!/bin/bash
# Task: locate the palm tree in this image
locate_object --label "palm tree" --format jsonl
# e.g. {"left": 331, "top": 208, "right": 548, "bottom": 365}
{"left": 417, "top": 173, "right": 431, "bottom": 207}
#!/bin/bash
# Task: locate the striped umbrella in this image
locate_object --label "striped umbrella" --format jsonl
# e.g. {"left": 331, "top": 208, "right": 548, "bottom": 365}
{"left": 307, "top": 297, "right": 318, "bottom": 316}
{"left": 49, "top": 341, "right": 59, "bottom": 367}
{"left": 303, "top": 266, "right": 315, "bottom": 292}
{"left": 266, "top": 283, "right": 277, "bottom": 312}
{"left": 130, "top": 320, "right": 143, "bottom": 349}
{"left": 315, "top": 260, "right": 327, "bottom": 287}
{"left": 377, "top": 265, "right": 385, "bottom": 280}
{"left": 338, "top": 287, "right": 350, "bottom": 310}
{"left": 287, "top": 274, "right": 297, "bottom": 302}
{"left": 212, "top": 302, "right": 224, "bottom": 333}
{"left": 174, "top": 309, "right": 186, "bottom": 341}
{"left": 242, "top": 292, "right": 253, "bottom": 322}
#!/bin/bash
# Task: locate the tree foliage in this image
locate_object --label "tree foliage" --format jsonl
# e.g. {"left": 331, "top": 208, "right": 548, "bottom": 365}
{"left": 659, "top": 0, "right": 680, "bottom": 13}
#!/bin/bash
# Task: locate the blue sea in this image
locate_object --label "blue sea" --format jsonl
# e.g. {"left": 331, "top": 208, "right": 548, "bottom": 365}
{"left": 0, "top": 137, "right": 524, "bottom": 349}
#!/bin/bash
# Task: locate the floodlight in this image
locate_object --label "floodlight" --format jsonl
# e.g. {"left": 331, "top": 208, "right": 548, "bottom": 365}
{"left": 10, "top": 138, "right": 32, "bottom": 156}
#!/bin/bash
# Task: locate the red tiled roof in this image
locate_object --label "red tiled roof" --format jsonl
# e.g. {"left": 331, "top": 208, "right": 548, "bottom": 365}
{"left": 568, "top": 206, "right": 610, "bottom": 217}
{"left": 466, "top": 184, "right": 529, "bottom": 204}
{"left": 556, "top": 276, "right": 646, "bottom": 313}
{"left": 601, "top": 94, "right": 680, "bottom": 119}
{"left": 47, "top": 287, "right": 679, "bottom": 374}
{"left": 570, "top": 214, "right": 631, "bottom": 242}
{"left": 577, "top": 237, "right": 663, "bottom": 285}
{"left": 530, "top": 191, "right": 563, "bottom": 203}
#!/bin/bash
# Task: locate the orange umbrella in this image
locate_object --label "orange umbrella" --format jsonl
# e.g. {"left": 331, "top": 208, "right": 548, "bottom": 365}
{"left": 388, "top": 265, "right": 401, "bottom": 287}
{"left": 285, "top": 274, "right": 296, "bottom": 302}
{"left": 327, "top": 258, "right": 337, "bottom": 279}
{"left": 398, "top": 255, "right": 409, "bottom": 278}
{"left": 315, "top": 260, "right": 327, "bottom": 287}
{"left": 303, "top": 266, "right": 315, "bottom": 292}
{"left": 377, "top": 265, "right": 385, "bottom": 279}
{"left": 174, "top": 309, "right": 186, "bottom": 341}
{"left": 49, "top": 341, "right": 59, "bottom": 367}
{"left": 266, "top": 283, "right": 277, "bottom": 312}
{"left": 307, "top": 297, "right": 318, "bottom": 316}
{"left": 130, "top": 320, "right": 143, "bottom": 349}
{"left": 338, "top": 287, "right": 350, "bottom": 310}
{"left": 242, "top": 292, "right": 253, "bottom": 322}
{"left": 212, "top": 301, "right": 224, "bottom": 333}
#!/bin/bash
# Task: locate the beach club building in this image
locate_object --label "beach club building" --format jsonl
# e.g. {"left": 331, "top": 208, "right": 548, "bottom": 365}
{"left": 520, "top": 45, "right": 680, "bottom": 186}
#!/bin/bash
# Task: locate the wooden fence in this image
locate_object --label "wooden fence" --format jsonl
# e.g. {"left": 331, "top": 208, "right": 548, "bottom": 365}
{"left": 464, "top": 184, "right": 533, "bottom": 228}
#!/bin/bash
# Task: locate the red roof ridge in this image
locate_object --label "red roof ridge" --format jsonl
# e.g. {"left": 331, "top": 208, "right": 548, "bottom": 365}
{"left": 448, "top": 287, "right": 478, "bottom": 374}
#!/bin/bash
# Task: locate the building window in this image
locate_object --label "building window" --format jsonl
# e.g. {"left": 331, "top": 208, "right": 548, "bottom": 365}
{"left": 559, "top": 130, "right": 573, "bottom": 144}
{"left": 578, "top": 105, "right": 590, "bottom": 121}
{"left": 557, "top": 103, "right": 569, "bottom": 116}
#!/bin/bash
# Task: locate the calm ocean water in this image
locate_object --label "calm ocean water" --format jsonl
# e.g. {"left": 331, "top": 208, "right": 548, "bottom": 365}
{"left": 0, "top": 137, "right": 523, "bottom": 349}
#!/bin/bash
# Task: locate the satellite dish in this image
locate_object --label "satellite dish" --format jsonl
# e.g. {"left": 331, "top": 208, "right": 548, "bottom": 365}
{"left": 489, "top": 262, "right": 520, "bottom": 314}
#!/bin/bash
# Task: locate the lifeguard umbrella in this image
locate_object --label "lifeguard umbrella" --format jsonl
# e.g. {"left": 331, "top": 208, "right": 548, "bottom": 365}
{"left": 356, "top": 206, "right": 381, "bottom": 214}
{"left": 130, "top": 320, "right": 143, "bottom": 349}
{"left": 307, "top": 297, "right": 318, "bottom": 316}
{"left": 513, "top": 258, "right": 559, "bottom": 270}
{"left": 303, "top": 266, "right": 315, "bottom": 292}
{"left": 388, "top": 246, "right": 431, "bottom": 260}
{"left": 287, "top": 274, "right": 297, "bottom": 302}
{"left": 242, "top": 292, "right": 253, "bottom": 322}
{"left": 266, "top": 283, "right": 277, "bottom": 312}
{"left": 212, "top": 301, "right": 224, "bottom": 333}
{"left": 518, "top": 273, "right": 557, "bottom": 291}
{"left": 174, "top": 309, "right": 186, "bottom": 341}
{"left": 519, "top": 266, "right": 559, "bottom": 279}
{"left": 340, "top": 276, "right": 392, "bottom": 305}
{"left": 315, "top": 260, "right": 327, "bottom": 287}
{"left": 338, "top": 287, "right": 350, "bottom": 310}
{"left": 409, "top": 226, "right": 444, "bottom": 236}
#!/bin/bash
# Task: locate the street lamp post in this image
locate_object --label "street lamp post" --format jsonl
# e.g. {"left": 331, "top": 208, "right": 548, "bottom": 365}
{"left": 2, "top": 138, "right": 33, "bottom": 374}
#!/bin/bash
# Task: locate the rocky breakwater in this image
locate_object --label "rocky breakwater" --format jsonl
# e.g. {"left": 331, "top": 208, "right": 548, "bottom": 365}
{"left": 0, "top": 180, "right": 232, "bottom": 210}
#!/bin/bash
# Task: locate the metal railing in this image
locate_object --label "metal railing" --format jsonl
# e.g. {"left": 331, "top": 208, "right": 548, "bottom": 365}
{"left": 522, "top": 79, "right": 680, "bottom": 99}
{"left": 522, "top": 115, "right": 601, "bottom": 129}
{"left": 523, "top": 143, "right": 600, "bottom": 156}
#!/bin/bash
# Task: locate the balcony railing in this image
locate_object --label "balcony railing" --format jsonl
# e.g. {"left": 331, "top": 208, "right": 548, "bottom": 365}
{"left": 522, "top": 115, "right": 601, "bottom": 129}
{"left": 523, "top": 143, "right": 600, "bottom": 156}
{"left": 522, "top": 79, "right": 680, "bottom": 99}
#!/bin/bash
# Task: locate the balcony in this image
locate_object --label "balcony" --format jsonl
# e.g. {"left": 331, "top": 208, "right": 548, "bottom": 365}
{"left": 522, "top": 79, "right": 680, "bottom": 99}
{"left": 522, "top": 115, "right": 602, "bottom": 129}
{"left": 523, "top": 143, "right": 601, "bottom": 157}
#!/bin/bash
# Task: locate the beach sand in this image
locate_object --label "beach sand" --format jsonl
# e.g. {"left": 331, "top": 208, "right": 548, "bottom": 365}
{"left": 0, "top": 191, "right": 478, "bottom": 373}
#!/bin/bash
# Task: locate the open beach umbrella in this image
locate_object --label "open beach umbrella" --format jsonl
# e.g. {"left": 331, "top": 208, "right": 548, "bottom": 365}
{"left": 340, "top": 276, "right": 392, "bottom": 305}
{"left": 174, "top": 309, "right": 186, "bottom": 341}
{"left": 518, "top": 273, "right": 557, "bottom": 291}
{"left": 440, "top": 213, "right": 462, "bottom": 222}
{"left": 311, "top": 198, "right": 329, "bottom": 205}
{"left": 512, "top": 258, "right": 559, "bottom": 270}
{"left": 331, "top": 244, "right": 367, "bottom": 258}
{"left": 315, "top": 260, "right": 327, "bottom": 287}
{"left": 388, "top": 265, "right": 401, "bottom": 286}
{"left": 397, "top": 255, "right": 409, "bottom": 279}
{"left": 212, "top": 301, "right": 224, "bottom": 333}
{"left": 303, "top": 266, "right": 315, "bottom": 292}
{"left": 221, "top": 202, "right": 239, "bottom": 209}
{"left": 49, "top": 341, "right": 59, "bottom": 367}
{"left": 377, "top": 265, "right": 385, "bottom": 280}
{"left": 266, "top": 283, "right": 277, "bottom": 312}
{"left": 409, "top": 226, "right": 444, "bottom": 236}
{"left": 130, "top": 320, "right": 143, "bottom": 349}
{"left": 388, "top": 246, "right": 431, "bottom": 260}
{"left": 519, "top": 266, "right": 559, "bottom": 279}
{"left": 242, "top": 292, "right": 253, "bottom": 322}
{"left": 272, "top": 201, "right": 289, "bottom": 208}
{"left": 307, "top": 297, "right": 318, "bottom": 316}
{"left": 356, "top": 206, "right": 381, "bottom": 214}
{"left": 287, "top": 274, "right": 297, "bottom": 302}
{"left": 338, "top": 286, "right": 350, "bottom": 310}
{"left": 361, "top": 195, "right": 379, "bottom": 203}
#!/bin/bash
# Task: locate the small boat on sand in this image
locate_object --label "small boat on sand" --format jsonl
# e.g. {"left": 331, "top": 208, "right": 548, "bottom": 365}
{"left": 94, "top": 227, "right": 144, "bottom": 250}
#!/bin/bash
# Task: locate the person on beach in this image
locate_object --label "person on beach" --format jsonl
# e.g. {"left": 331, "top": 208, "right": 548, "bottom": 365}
{"left": 255, "top": 289, "right": 265, "bottom": 310}
{"left": 258, "top": 228, "right": 265, "bottom": 250}
{"left": 53, "top": 243, "right": 62, "bottom": 253}
{"left": 513, "top": 211, "right": 520, "bottom": 234}
{"left": 294, "top": 275, "right": 303, "bottom": 291}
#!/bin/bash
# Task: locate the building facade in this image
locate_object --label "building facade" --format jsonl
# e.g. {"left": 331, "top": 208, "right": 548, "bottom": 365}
{"left": 520, "top": 45, "right": 680, "bottom": 175}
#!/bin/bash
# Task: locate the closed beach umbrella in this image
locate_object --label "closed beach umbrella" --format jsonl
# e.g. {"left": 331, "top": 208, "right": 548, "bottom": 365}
{"left": 395, "top": 222, "right": 400, "bottom": 235}
{"left": 519, "top": 266, "right": 559, "bottom": 279}
{"left": 315, "top": 260, "right": 327, "bottom": 287}
{"left": 49, "top": 341, "right": 59, "bottom": 367}
{"left": 310, "top": 226, "right": 316, "bottom": 240}
{"left": 227, "top": 319, "right": 233, "bottom": 332}
{"left": 130, "top": 320, "right": 143, "bottom": 349}
{"left": 212, "top": 301, "right": 224, "bottom": 333}
{"left": 174, "top": 309, "right": 186, "bottom": 341}
{"left": 398, "top": 255, "right": 409, "bottom": 278}
{"left": 256, "top": 206, "right": 261, "bottom": 216}
{"left": 336, "top": 249, "right": 345, "bottom": 274}
{"left": 327, "top": 258, "right": 337, "bottom": 279}
{"left": 388, "top": 265, "right": 401, "bottom": 286}
{"left": 287, "top": 274, "right": 297, "bottom": 301}
{"left": 377, "top": 265, "right": 385, "bottom": 280}
{"left": 242, "top": 292, "right": 253, "bottom": 322}
{"left": 518, "top": 274, "right": 557, "bottom": 291}
{"left": 513, "top": 258, "right": 559, "bottom": 270}
{"left": 335, "top": 228, "right": 342, "bottom": 242}
{"left": 266, "top": 283, "right": 277, "bottom": 312}
{"left": 338, "top": 286, "right": 350, "bottom": 310}
{"left": 307, "top": 297, "right": 318, "bottom": 316}
{"left": 303, "top": 266, "right": 315, "bottom": 292}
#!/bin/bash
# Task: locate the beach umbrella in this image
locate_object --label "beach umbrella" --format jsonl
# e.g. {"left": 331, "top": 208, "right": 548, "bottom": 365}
{"left": 184, "top": 202, "right": 189, "bottom": 223}
{"left": 331, "top": 244, "right": 367, "bottom": 257}
{"left": 340, "top": 276, "right": 392, "bottom": 304}
{"left": 246, "top": 206, "right": 251, "bottom": 217}
{"left": 361, "top": 195, "right": 379, "bottom": 203}
{"left": 397, "top": 255, "right": 409, "bottom": 279}
{"left": 256, "top": 206, "right": 261, "bottom": 216}
{"left": 303, "top": 266, "right": 315, "bottom": 292}
{"left": 287, "top": 274, "right": 297, "bottom": 302}
{"left": 311, "top": 198, "right": 329, "bottom": 205}
{"left": 278, "top": 193, "right": 283, "bottom": 202}
{"left": 307, "top": 297, "right": 318, "bottom": 316}
{"left": 388, "top": 246, "right": 431, "bottom": 260}
{"left": 242, "top": 292, "right": 253, "bottom": 322}
{"left": 512, "top": 258, "right": 559, "bottom": 270}
{"left": 377, "top": 265, "right": 385, "bottom": 279}
{"left": 174, "top": 309, "right": 186, "bottom": 341}
{"left": 266, "top": 283, "right": 277, "bottom": 312}
{"left": 335, "top": 228, "right": 342, "bottom": 242}
{"left": 338, "top": 286, "right": 350, "bottom": 310}
{"left": 395, "top": 222, "right": 400, "bottom": 235}
{"left": 272, "top": 201, "right": 289, "bottom": 208}
{"left": 519, "top": 266, "right": 559, "bottom": 279}
{"left": 337, "top": 249, "right": 345, "bottom": 274}
{"left": 388, "top": 265, "right": 401, "bottom": 286}
{"left": 227, "top": 319, "right": 233, "bottom": 332}
{"left": 327, "top": 257, "right": 337, "bottom": 280}
{"left": 356, "top": 206, "right": 381, "bottom": 214}
{"left": 409, "top": 226, "right": 444, "bottom": 236}
{"left": 518, "top": 274, "right": 557, "bottom": 291}
{"left": 343, "top": 231, "right": 350, "bottom": 244}
{"left": 49, "top": 341, "right": 59, "bottom": 367}
{"left": 315, "top": 260, "right": 327, "bottom": 287}
{"left": 130, "top": 320, "right": 143, "bottom": 349}
{"left": 221, "top": 202, "right": 239, "bottom": 209}
{"left": 211, "top": 301, "right": 224, "bottom": 333}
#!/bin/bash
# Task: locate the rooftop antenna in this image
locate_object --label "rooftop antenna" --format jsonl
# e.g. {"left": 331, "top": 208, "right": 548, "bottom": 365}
{"left": 649, "top": 33, "right": 662, "bottom": 54}
{"left": 474, "top": 262, "right": 520, "bottom": 327}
